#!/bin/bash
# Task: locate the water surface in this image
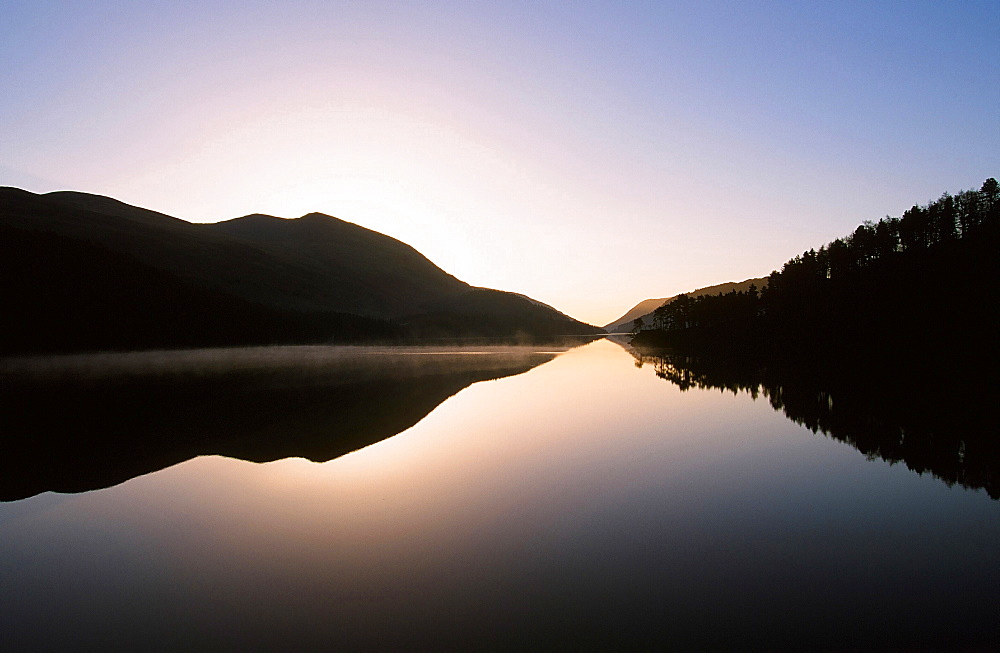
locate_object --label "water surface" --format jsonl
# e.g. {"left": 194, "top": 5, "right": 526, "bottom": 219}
{"left": 1, "top": 339, "right": 997, "bottom": 650}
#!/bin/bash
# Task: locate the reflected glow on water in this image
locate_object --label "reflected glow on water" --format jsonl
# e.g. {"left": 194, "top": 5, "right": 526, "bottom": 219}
{"left": 1, "top": 340, "right": 998, "bottom": 649}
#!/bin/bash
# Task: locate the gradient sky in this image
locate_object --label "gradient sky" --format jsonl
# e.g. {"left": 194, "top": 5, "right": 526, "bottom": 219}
{"left": 3, "top": 1, "right": 997, "bottom": 325}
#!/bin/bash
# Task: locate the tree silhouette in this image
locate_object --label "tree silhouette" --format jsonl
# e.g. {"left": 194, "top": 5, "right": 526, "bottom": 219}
{"left": 631, "top": 178, "right": 1000, "bottom": 368}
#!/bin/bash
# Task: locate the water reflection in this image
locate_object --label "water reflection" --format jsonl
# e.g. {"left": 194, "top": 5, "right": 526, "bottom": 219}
{"left": 1, "top": 340, "right": 998, "bottom": 650}
{"left": 627, "top": 343, "right": 999, "bottom": 499}
{"left": 0, "top": 344, "right": 586, "bottom": 501}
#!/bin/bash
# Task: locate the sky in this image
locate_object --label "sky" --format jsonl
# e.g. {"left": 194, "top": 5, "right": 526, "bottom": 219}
{"left": 2, "top": 1, "right": 997, "bottom": 326}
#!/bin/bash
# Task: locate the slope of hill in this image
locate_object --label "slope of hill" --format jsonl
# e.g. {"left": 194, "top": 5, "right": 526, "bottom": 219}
{"left": 630, "top": 177, "right": 999, "bottom": 365}
{"left": 203, "top": 211, "right": 470, "bottom": 316}
{"left": 43, "top": 190, "right": 191, "bottom": 227}
{"left": 0, "top": 187, "right": 601, "bottom": 353}
{"left": 604, "top": 278, "right": 766, "bottom": 332}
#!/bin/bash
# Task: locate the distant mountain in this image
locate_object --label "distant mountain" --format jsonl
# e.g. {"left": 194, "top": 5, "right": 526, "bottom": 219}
{"left": 0, "top": 187, "right": 602, "bottom": 354}
{"left": 604, "top": 278, "right": 766, "bottom": 332}
{"left": 604, "top": 297, "right": 673, "bottom": 332}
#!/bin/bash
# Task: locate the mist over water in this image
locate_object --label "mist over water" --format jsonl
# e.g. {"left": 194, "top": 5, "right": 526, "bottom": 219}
{"left": 1, "top": 339, "right": 997, "bottom": 649}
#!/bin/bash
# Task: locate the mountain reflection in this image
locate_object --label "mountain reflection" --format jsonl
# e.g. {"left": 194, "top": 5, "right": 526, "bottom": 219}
{"left": 0, "top": 344, "right": 585, "bottom": 501}
{"left": 627, "top": 345, "right": 998, "bottom": 499}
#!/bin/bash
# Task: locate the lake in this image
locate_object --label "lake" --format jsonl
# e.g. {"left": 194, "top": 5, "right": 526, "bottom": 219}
{"left": 1, "top": 338, "right": 998, "bottom": 650}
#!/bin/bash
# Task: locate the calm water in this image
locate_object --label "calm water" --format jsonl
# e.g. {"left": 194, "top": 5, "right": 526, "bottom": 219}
{"left": 1, "top": 339, "right": 998, "bottom": 650}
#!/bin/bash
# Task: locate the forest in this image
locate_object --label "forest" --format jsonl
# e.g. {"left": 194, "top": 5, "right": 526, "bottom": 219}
{"left": 631, "top": 177, "right": 999, "bottom": 370}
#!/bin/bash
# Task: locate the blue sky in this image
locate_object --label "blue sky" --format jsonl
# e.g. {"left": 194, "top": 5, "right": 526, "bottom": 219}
{"left": 2, "top": 1, "right": 997, "bottom": 324}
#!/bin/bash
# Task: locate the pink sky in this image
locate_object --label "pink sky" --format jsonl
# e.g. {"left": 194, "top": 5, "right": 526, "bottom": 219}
{"left": 3, "top": 2, "right": 997, "bottom": 325}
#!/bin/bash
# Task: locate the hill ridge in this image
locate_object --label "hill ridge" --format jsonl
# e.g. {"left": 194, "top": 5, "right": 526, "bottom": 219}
{"left": 605, "top": 277, "right": 766, "bottom": 331}
{"left": 1, "top": 187, "right": 602, "bottom": 354}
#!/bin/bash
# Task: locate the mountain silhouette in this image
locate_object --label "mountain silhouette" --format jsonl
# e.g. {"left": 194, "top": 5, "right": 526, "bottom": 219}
{"left": 1, "top": 187, "right": 602, "bottom": 353}
{"left": 604, "top": 277, "right": 766, "bottom": 332}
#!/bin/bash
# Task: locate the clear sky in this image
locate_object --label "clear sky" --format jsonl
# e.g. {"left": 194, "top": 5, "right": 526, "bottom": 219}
{"left": 3, "top": 1, "right": 997, "bottom": 326}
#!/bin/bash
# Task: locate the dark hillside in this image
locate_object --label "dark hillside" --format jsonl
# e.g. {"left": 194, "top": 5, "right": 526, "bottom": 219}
{"left": 605, "top": 277, "right": 766, "bottom": 332}
{"left": 0, "top": 187, "right": 600, "bottom": 353}
{"left": 1, "top": 187, "right": 325, "bottom": 315}
{"left": 406, "top": 287, "right": 605, "bottom": 340}
{"left": 0, "top": 226, "right": 398, "bottom": 355}
{"left": 3, "top": 188, "right": 441, "bottom": 317}
{"left": 43, "top": 190, "right": 190, "bottom": 227}
{"left": 206, "top": 211, "right": 470, "bottom": 315}
{"left": 632, "top": 178, "right": 1000, "bottom": 371}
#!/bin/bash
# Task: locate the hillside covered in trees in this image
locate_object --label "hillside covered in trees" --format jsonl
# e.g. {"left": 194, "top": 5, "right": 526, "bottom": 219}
{"left": 632, "top": 178, "right": 999, "bottom": 371}
{"left": 604, "top": 277, "right": 766, "bottom": 333}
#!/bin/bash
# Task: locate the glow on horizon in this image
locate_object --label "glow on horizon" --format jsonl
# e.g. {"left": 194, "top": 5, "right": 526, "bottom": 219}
{"left": 2, "top": 1, "right": 997, "bottom": 326}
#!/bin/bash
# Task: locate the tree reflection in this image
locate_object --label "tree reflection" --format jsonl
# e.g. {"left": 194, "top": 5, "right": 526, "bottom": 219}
{"left": 631, "top": 347, "right": 998, "bottom": 500}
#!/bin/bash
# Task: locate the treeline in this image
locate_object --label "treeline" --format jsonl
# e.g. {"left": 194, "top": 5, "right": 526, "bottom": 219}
{"left": 633, "top": 178, "right": 1000, "bottom": 367}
